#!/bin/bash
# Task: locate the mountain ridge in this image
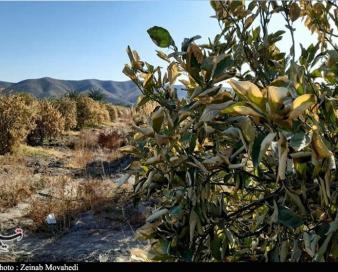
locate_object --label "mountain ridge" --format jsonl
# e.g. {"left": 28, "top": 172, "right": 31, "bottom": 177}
{"left": 0, "top": 77, "right": 141, "bottom": 105}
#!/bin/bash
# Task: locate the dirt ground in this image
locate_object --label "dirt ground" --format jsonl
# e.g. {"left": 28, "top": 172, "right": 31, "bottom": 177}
{"left": 0, "top": 124, "right": 150, "bottom": 262}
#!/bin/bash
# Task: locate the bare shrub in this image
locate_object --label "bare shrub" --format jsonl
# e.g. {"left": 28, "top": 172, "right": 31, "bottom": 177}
{"left": 97, "top": 130, "right": 124, "bottom": 150}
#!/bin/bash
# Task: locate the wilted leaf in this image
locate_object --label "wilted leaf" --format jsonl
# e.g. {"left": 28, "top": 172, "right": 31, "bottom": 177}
{"left": 289, "top": 2, "right": 301, "bottom": 22}
{"left": 151, "top": 107, "right": 164, "bottom": 133}
{"left": 168, "top": 62, "right": 180, "bottom": 85}
{"left": 312, "top": 125, "right": 332, "bottom": 159}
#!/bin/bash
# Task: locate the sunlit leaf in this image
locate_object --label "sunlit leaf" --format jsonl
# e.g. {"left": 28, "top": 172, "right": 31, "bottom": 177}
{"left": 288, "top": 94, "right": 316, "bottom": 120}
{"left": 147, "top": 26, "right": 175, "bottom": 48}
{"left": 229, "top": 80, "right": 265, "bottom": 109}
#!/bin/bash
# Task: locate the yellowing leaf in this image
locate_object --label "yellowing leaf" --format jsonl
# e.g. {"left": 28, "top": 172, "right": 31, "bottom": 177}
{"left": 132, "top": 125, "right": 154, "bottom": 136}
{"left": 168, "top": 62, "right": 180, "bottom": 85}
{"left": 267, "top": 86, "right": 289, "bottom": 112}
{"left": 221, "top": 103, "right": 263, "bottom": 118}
{"left": 143, "top": 73, "right": 154, "bottom": 88}
{"left": 312, "top": 125, "right": 332, "bottom": 159}
{"left": 229, "top": 80, "right": 265, "bottom": 109}
{"left": 119, "top": 145, "right": 138, "bottom": 154}
{"left": 151, "top": 107, "right": 164, "bottom": 133}
{"left": 189, "top": 43, "right": 204, "bottom": 64}
{"left": 288, "top": 94, "right": 316, "bottom": 120}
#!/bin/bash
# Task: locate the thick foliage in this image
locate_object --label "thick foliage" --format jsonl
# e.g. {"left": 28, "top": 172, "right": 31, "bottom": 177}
{"left": 52, "top": 97, "right": 78, "bottom": 130}
{"left": 87, "top": 88, "right": 107, "bottom": 102}
{"left": 28, "top": 100, "right": 65, "bottom": 145}
{"left": 122, "top": 0, "right": 338, "bottom": 262}
{"left": 75, "top": 96, "right": 110, "bottom": 128}
{"left": 0, "top": 94, "right": 38, "bottom": 154}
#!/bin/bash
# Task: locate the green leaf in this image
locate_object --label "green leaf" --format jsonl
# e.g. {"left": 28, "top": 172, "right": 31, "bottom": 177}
{"left": 252, "top": 133, "right": 265, "bottom": 168}
{"left": 181, "top": 35, "right": 202, "bottom": 52}
{"left": 212, "top": 55, "right": 234, "bottom": 80}
{"left": 278, "top": 206, "right": 304, "bottom": 228}
{"left": 252, "top": 132, "right": 277, "bottom": 168}
{"left": 147, "top": 26, "right": 175, "bottom": 48}
{"left": 211, "top": 235, "right": 223, "bottom": 261}
{"left": 290, "top": 131, "right": 311, "bottom": 151}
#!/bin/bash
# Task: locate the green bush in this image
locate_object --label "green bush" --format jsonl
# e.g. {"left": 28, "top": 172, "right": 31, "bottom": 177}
{"left": 0, "top": 94, "right": 38, "bottom": 154}
{"left": 122, "top": 1, "right": 337, "bottom": 262}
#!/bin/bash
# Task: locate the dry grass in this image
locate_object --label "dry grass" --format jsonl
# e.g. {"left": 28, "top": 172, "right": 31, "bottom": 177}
{"left": 68, "top": 148, "right": 94, "bottom": 169}
{"left": 0, "top": 124, "right": 133, "bottom": 233}
{"left": 0, "top": 163, "right": 44, "bottom": 211}
{"left": 27, "top": 175, "right": 124, "bottom": 231}
{"left": 73, "top": 129, "right": 99, "bottom": 150}
{"left": 18, "top": 144, "right": 64, "bottom": 158}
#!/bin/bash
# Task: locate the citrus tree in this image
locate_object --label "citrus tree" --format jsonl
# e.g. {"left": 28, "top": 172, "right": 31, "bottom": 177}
{"left": 27, "top": 100, "right": 65, "bottom": 145}
{"left": 0, "top": 94, "right": 38, "bottom": 154}
{"left": 122, "top": 0, "right": 337, "bottom": 262}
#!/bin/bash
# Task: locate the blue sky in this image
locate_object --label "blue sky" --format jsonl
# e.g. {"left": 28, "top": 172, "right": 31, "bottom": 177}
{"left": 0, "top": 1, "right": 316, "bottom": 82}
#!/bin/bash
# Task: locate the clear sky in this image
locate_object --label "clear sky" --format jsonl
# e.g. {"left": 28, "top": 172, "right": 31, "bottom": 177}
{"left": 0, "top": 0, "right": 316, "bottom": 83}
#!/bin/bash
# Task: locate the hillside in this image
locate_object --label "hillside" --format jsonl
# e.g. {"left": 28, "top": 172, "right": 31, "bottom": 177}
{"left": 0, "top": 80, "right": 13, "bottom": 90}
{"left": 1, "top": 77, "right": 140, "bottom": 105}
{"left": 1, "top": 77, "right": 187, "bottom": 105}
